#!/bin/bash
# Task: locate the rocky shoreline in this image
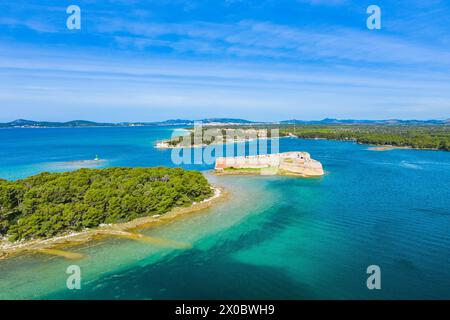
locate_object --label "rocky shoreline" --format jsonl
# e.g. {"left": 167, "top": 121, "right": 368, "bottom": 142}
{"left": 0, "top": 186, "right": 226, "bottom": 261}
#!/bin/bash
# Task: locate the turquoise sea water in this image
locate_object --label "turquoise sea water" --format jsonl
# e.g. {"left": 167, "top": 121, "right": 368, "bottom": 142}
{"left": 0, "top": 126, "right": 449, "bottom": 299}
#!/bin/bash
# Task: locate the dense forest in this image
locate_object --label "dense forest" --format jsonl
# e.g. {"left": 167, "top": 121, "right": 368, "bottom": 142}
{"left": 165, "top": 128, "right": 277, "bottom": 147}
{"left": 165, "top": 124, "right": 450, "bottom": 151}
{"left": 0, "top": 167, "right": 213, "bottom": 242}
{"left": 166, "top": 124, "right": 449, "bottom": 151}
{"left": 278, "top": 125, "right": 450, "bottom": 151}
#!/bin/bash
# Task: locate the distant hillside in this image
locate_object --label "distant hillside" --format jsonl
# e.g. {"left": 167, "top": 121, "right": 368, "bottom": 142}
{"left": 153, "top": 119, "right": 194, "bottom": 126}
{"left": 0, "top": 119, "right": 118, "bottom": 128}
{"left": 200, "top": 118, "right": 255, "bottom": 124}
{"left": 153, "top": 118, "right": 255, "bottom": 125}
{"left": 0, "top": 118, "right": 257, "bottom": 128}
{"left": 1, "top": 118, "right": 448, "bottom": 128}
{"left": 280, "top": 118, "right": 450, "bottom": 125}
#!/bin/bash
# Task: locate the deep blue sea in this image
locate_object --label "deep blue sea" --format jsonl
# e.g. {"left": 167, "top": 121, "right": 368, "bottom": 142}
{"left": 0, "top": 126, "right": 449, "bottom": 299}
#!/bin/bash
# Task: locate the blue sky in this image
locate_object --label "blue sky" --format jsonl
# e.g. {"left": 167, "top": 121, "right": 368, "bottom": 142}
{"left": 0, "top": 0, "right": 449, "bottom": 122}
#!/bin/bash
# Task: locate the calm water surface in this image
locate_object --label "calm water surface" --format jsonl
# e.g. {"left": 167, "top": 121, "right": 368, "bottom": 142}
{"left": 0, "top": 127, "right": 449, "bottom": 299}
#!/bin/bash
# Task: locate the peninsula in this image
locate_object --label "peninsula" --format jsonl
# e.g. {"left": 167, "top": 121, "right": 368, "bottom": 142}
{"left": 0, "top": 167, "right": 224, "bottom": 259}
{"left": 156, "top": 128, "right": 271, "bottom": 149}
{"left": 156, "top": 122, "right": 449, "bottom": 152}
{"left": 215, "top": 152, "right": 324, "bottom": 177}
{"left": 3, "top": 119, "right": 448, "bottom": 151}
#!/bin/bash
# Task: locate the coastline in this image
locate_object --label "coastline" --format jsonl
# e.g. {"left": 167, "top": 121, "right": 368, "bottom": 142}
{"left": 158, "top": 134, "right": 448, "bottom": 152}
{"left": 155, "top": 138, "right": 261, "bottom": 149}
{"left": 156, "top": 136, "right": 283, "bottom": 150}
{"left": 367, "top": 145, "right": 412, "bottom": 151}
{"left": 215, "top": 168, "right": 325, "bottom": 178}
{"left": 0, "top": 186, "right": 227, "bottom": 261}
{"left": 282, "top": 136, "right": 447, "bottom": 152}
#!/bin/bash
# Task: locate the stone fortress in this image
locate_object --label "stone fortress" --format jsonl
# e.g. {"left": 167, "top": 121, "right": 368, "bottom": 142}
{"left": 215, "top": 152, "right": 324, "bottom": 177}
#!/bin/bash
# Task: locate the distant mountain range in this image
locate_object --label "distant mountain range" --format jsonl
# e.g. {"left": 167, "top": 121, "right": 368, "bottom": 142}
{"left": 279, "top": 118, "right": 450, "bottom": 125}
{"left": 1, "top": 118, "right": 449, "bottom": 128}
{"left": 0, "top": 119, "right": 118, "bottom": 128}
{"left": 0, "top": 118, "right": 257, "bottom": 128}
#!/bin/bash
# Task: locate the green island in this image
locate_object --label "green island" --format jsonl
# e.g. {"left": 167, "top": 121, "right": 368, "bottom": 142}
{"left": 0, "top": 167, "right": 213, "bottom": 242}
{"left": 278, "top": 125, "right": 450, "bottom": 151}
{"left": 159, "top": 124, "right": 450, "bottom": 151}
{"left": 156, "top": 127, "right": 275, "bottom": 148}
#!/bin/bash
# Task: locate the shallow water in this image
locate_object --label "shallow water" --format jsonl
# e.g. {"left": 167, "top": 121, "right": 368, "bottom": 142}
{"left": 0, "top": 127, "right": 449, "bottom": 299}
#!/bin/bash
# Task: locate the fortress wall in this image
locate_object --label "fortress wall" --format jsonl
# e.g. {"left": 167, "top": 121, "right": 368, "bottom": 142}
{"left": 215, "top": 152, "right": 323, "bottom": 176}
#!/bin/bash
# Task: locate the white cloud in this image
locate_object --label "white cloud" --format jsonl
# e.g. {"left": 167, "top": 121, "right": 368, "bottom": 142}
{"left": 1, "top": 43, "right": 449, "bottom": 121}
{"left": 92, "top": 19, "right": 450, "bottom": 67}
{"left": 0, "top": 17, "right": 58, "bottom": 33}
{"left": 297, "top": 0, "right": 348, "bottom": 6}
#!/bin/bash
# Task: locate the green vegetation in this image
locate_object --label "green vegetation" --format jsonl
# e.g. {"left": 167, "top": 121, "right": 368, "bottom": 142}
{"left": 166, "top": 128, "right": 225, "bottom": 147}
{"left": 165, "top": 128, "right": 275, "bottom": 147}
{"left": 0, "top": 167, "right": 213, "bottom": 242}
{"left": 163, "top": 124, "right": 450, "bottom": 151}
{"left": 223, "top": 167, "right": 261, "bottom": 173}
{"left": 278, "top": 125, "right": 450, "bottom": 151}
